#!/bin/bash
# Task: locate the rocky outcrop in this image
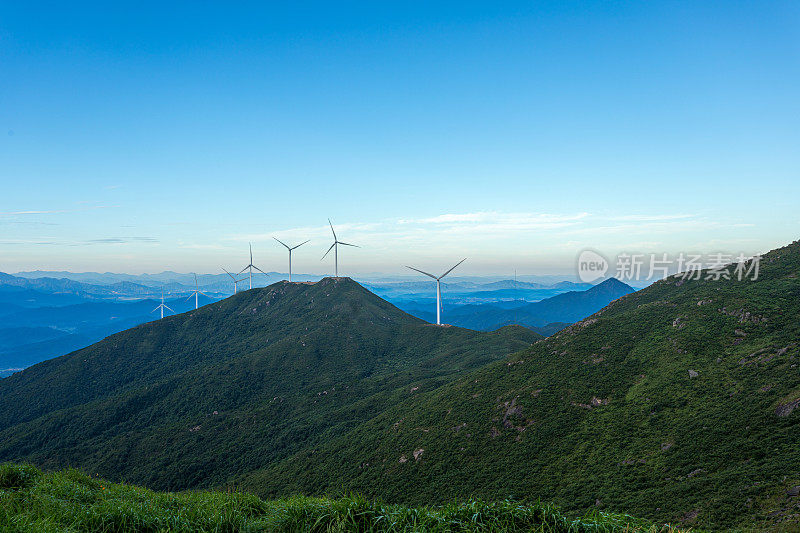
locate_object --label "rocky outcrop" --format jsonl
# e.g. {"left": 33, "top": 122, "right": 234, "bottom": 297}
{"left": 776, "top": 398, "right": 800, "bottom": 417}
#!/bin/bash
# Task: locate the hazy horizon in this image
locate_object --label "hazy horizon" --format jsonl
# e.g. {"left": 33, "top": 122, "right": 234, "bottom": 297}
{"left": 7, "top": 267, "right": 595, "bottom": 284}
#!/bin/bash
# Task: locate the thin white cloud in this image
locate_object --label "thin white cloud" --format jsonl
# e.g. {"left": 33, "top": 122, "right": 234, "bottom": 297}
{"left": 404, "top": 211, "right": 590, "bottom": 228}
{"left": 0, "top": 237, "right": 158, "bottom": 246}
{"left": 227, "top": 211, "right": 720, "bottom": 248}
{"left": 609, "top": 214, "right": 696, "bottom": 222}
{"left": 84, "top": 237, "right": 158, "bottom": 245}
{"left": 0, "top": 210, "right": 66, "bottom": 215}
{"left": 559, "top": 217, "right": 716, "bottom": 236}
{"left": 0, "top": 239, "right": 60, "bottom": 245}
{"left": 231, "top": 221, "right": 384, "bottom": 244}
{"left": 179, "top": 243, "right": 231, "bottom": 251}
{"left": 0, "top": 205, "right": 117, "bottom": 217}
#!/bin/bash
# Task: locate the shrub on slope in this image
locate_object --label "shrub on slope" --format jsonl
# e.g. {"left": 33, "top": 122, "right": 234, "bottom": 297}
{"left": 0, "top": 463, "right": 683, "bottom": 533}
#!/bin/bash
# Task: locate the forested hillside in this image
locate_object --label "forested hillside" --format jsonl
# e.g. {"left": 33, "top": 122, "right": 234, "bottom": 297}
{"left": 238, "top": 242, "right": 800, "bottom": 530}
{"left": 0, "top": 278, "right": 537, "bottom": 492}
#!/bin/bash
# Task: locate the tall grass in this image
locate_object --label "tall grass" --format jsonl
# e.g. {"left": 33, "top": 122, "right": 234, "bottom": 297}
{"left": 0, "top": 464, "right": 684, "bottom": 532}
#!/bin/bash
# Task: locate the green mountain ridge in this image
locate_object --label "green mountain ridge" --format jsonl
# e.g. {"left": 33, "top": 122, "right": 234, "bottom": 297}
{"left": 0, "top": 277, "right": 538, "bottom": 492}
{"left": 234, "top": 242, "right": 800, "bottom": 530}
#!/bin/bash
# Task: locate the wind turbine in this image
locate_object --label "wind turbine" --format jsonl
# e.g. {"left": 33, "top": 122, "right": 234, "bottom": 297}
{"left": 405, "top": 258, "right": 466, "bottom": 325}
{"left": 152, "top": 288, "right": 174, "bottom": 320}
{"left": 222, "top": 268, "right": 247, "bottom": 294}
{"left": 321, "top": 219, "right": 359, "bottom": 278}
{"left": 238, "top": 242, "right": 268, "bottom": 289}
{"left": 186, "top": 273, "right": 209, "bottom": 310}
{"left": 273, "top": 237, "right": 309, "bottom": 282}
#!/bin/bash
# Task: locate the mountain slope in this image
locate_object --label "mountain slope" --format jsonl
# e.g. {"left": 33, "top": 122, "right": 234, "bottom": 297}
{"left": 237, "top": 243, "right": 800, "bottom": 530}
{"left": 0, "top": 278, "right": 537, "bottom": 491}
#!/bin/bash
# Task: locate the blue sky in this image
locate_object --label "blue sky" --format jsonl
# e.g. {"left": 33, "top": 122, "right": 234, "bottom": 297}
{"left": 1, "top": 1, "right": 798, "bottom": 275}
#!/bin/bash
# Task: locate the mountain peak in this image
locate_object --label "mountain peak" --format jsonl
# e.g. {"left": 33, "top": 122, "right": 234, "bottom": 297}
{"left": 245, "top": 277, "right": 379, "bottom": 302}
{"left": 217, "top": 277, "right": 409, "bottom": 326}
{"left": 591, "top": 277, "right": 633, "bottom": 291}
{"left": 315, "top": 276, "right": 358, "bottom": 286}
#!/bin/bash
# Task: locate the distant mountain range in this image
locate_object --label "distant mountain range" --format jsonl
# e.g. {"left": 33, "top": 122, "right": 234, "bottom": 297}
{"left": 0, "top": 272, "right": 230, "bottom": 300}
{"left": 400, "top": 278, "right": 634, "bottom": 331}
{"left": 5, "top": 270, "right": 596, "bottom": 304}
{"left": 13, "top": 270, "right": 595, "bottom": 288}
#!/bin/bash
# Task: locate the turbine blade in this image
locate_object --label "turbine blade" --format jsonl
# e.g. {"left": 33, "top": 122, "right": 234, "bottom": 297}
{"left": 405, "top": 266, "right": 437, "bottom": 279}
{"left": 186, "top": 294, "right": 194, "bottom": 301}
{"left": 249, "top": 242, "right": 253, "bottom": 263}
{"left": 273, "top": 237, "right": 290, "bottom": 249}
{"left": 151, "top": 306, "right": 160, "bottom": 313}
{"left": 290, "top": 240, "right": 310, "bottom": 250}
{"left": 222, "top": 267, "right": 235, "bottom": 280}
{"left": 194, "top": 273, "right": 198, "bottom": 288}
{"left": 164, "top": 305, "right": 174, "bottom": 312}
{"left": 337, "top": 241, "right": 359, "bottom": 247}
{"left": 439, "top": 258, "right": 467, "bottom": 280}
{"left": 321, "top": 242, "right": 336, "bottom": 260}
{"left": 253, "top": 265, "right": 269, "bottom": 275}
{"left": 238, "top": 266, "right": 249, "bottom": 275}
{"left": 328, "top": 218, "right": 337, "bottom": 240}
{"left": 199, "top": 291, "right": 209, "bottom": 297}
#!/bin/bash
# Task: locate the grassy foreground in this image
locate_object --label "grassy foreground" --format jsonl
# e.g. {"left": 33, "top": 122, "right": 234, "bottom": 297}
{"left": 0, "top": 464, "right": 684, "bottom": 533}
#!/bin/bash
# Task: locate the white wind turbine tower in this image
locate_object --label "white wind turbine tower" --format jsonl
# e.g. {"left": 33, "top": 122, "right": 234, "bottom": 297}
{"left": 238, "top": 242, "right": 268, "bottom": 289}
{"left": 186, "top": 273, "right": 209, "bottom": 310}
{"left": 152, "top": 288, "right": 174, "bottom": 320}
{"left": 322, "top": 219, "right": 359, "bottom": 278}
{"left": 406, "top": 258, "right": 467, "bottom": 326}
{"left": 222, "top": 268, "right": 247, "bottom": 294}
{"left": 274, "top": 237, "right": 309, "bottom": 282}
